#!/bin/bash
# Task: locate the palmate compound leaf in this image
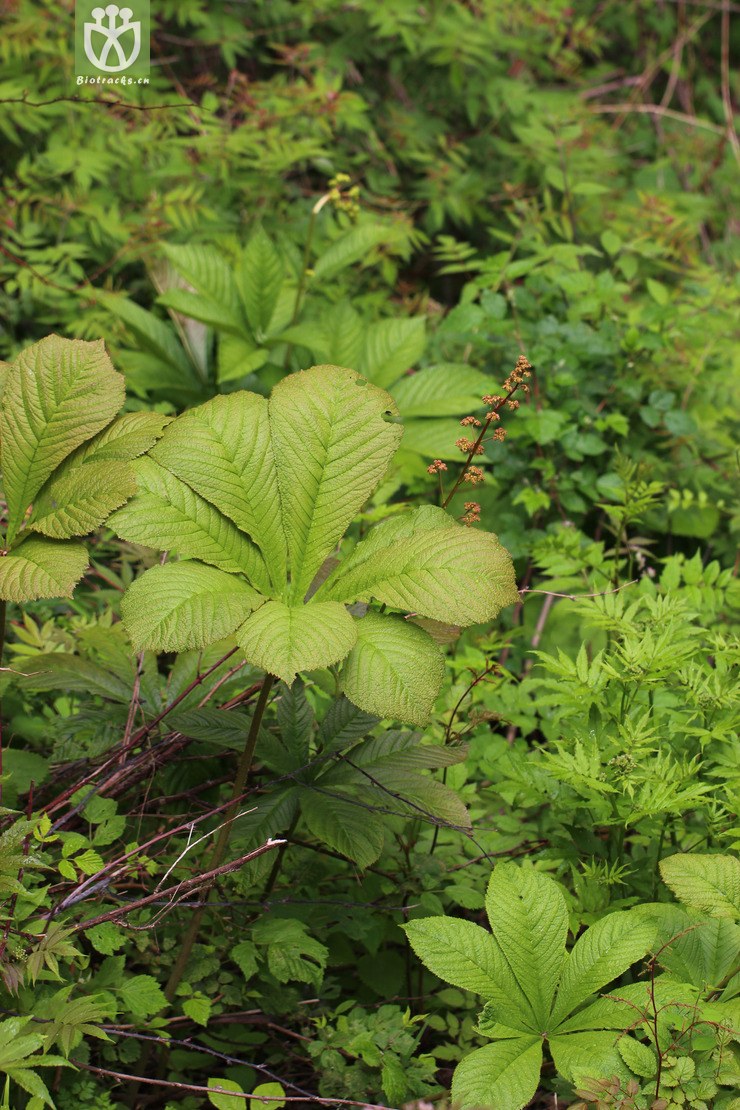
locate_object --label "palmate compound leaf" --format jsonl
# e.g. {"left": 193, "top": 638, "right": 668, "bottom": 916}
{"left": 121, "top": 562, "right": 264, "bottom": 652}
{"left": 117, "top": 366, "right": 516, "bottom": 723}
{"left": 404, "top": 864, "right": 657, "bottom": 1106}
{"left": 268, "top": 365, "right": 403, "bottom": 603}
{"left": 319, "top": 504, "right": 518, "bottom": 624}
{"left": 0, "top": 336, "right": 124, "bottom": 543}
{"left": 0, "top": 538, "right": 89, "bottom": 602}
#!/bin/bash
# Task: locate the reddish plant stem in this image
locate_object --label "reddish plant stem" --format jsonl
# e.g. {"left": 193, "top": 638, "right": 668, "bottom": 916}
{"left": 441, "top": 383, "right": 520, "bottom": 509}
{"left": 72, "top": 838, "right": 284, "bottom": 934}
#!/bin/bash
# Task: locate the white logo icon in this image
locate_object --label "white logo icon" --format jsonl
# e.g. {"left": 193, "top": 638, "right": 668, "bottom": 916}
{"left": 84, "top": 5, "right": 141, "bottom": 72}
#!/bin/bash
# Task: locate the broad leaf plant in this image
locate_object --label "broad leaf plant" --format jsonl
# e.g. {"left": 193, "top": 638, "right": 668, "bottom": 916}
{"left": 405, "top": 864, "right": 658, "bottom": 1109}
{"left": 0, "top": 335, "right": 166, "bottom": 605}
{"left": 112, "top": 363, "right": 517, "bottom": 725}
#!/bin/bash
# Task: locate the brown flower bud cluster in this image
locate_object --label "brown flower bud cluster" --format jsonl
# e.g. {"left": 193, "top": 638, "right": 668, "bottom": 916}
{"left": 461, "top": 501, "right": 481, "bottom": 526}
{"left": 429, "top": 354, "right": 532, "bottom": 510}
{"left": 455, "top": 437, "right": 484, "bottom": 454}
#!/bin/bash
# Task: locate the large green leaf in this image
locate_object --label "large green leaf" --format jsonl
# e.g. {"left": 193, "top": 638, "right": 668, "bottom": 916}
{"left": 236, "top": 599, "right": 357, "bottom": 685}
{"left": 109, "top": 458, "right": 270, "bottom": 588}
{"left": 29, "top": 412, "right": 168, "bottom": 540}
{"left": 450, "top": 1038, "right": 543, "bottom": 1110}
{"left": 321, "top": 505, "right": 518, "bottom": 624}
{"left": 94, "top": 291, "right": 194, "bottom": 377}
{"left": 339, "top": 612, "right": 444, "bottom": 726}
{"left": 29, "top": 460, "right": 135, "bottom": 539}
{"left": 268, "top": 365, "right": 402, "bottom": 602}
{"left": 403, "top": 917, "right": 537, "bottom": 1032}
{"left": 313, "top": 222, "right": 398, "bottom": 280}
{"left": 122, "top": 562, "right": 264, "bottom": 652}
{"left": 359, "top": 317, "right": 426, "bottom": 390}
{"left": 549, "top": 1030, "right": 629, "bottom": 1086}
{"left": 390, "top": 363, "right": 494, "bottom": 417}
{"left": 74, "top": 412, "right": 170, "bottom": 463}
{"left": 0, "top": 538, "right": 88, "bottom": 602}
{"left": 485, "top": 864, "right": 569, "bottom": 1027}
{"left": 239, "top": 225, "right": 284, "bottom": 335}
{"left": 660, "top": 853, "right": 740, "bottom": 921}
{"left": 151, "top": 392, "right": 286, "bottom": 590}
{"left": 300, "top": 788, "right": 385, "bottom": 868}
{"left": 161, "top": 244, "right": 246, "bottom": 335}
{"left": 1, "top": 336, "right": 124, "bottom": 543}
{"left": 549, "top": 912, "right": 655, "bottom": 1028}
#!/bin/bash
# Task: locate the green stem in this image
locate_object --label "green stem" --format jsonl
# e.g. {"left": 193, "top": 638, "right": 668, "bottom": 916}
{"left": 163, "top": 673, "right": 275, "bottom": 1002}
{"left": 282, "top": 194, "right": 331, "bottom": 370}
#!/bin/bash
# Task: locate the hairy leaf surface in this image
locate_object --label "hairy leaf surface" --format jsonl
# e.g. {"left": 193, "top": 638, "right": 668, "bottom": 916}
{"left": 122, "top": 562, "right": 264, "bottom": 652}
{"left": 340, "top": 612, "right": 444, "bottom": 726}
{"left": 269, "top": 365, "right": 402, "bottom": 602}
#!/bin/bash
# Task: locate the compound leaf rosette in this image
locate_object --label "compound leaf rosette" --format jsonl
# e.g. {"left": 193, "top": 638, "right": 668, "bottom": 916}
{"left": 0, "top": 335, "right": 167, "bottom": 603}
{"left": 113, "top": 365, "right": 517, "bottom": 724}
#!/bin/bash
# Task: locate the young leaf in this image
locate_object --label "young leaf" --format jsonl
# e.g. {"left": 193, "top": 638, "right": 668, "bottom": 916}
{"left": 1, "top": 336, "right": 124, "bottom": 543}
{"left": 122, "top": 562, "right": 264, "bottom": 652}
{"left": 268, "top": 365, "right": 402, "bottom": 603}
{"left": 117, "top": 974, "right": 168, "bottom": 1018}
{"left": 236, "top": 599, "right": 357, "bottom": 685}
{"left": 207, "top": 1078, "right": 245, "bottom": 1109}
{"left": 450, "top": 1038, "right": 543, "bottom": 1110}
{"left": 251, "top": 1084, "right": 286, "bottom": 1110}
{"left": 340, "top": 612, "right": 445, "bottom": 726}
{"left": 0, "top": 538, "right": 88, "bottom": 602}
{"left": 320, "top": 505, "right": 518, "bottom": 624}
